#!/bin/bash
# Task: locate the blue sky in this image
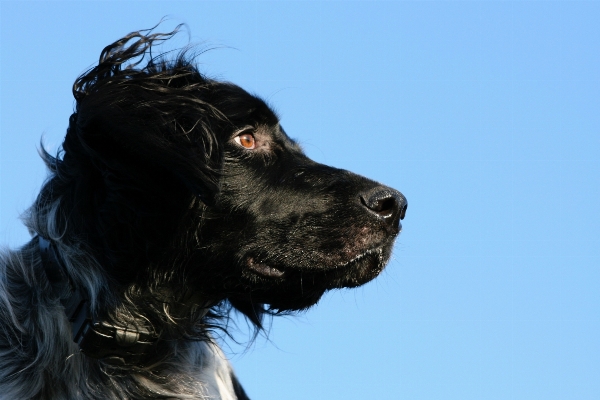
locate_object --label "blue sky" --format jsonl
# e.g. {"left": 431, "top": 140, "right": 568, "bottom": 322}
{"left": 1, "top": 1, "right": 599, "bottom": 399}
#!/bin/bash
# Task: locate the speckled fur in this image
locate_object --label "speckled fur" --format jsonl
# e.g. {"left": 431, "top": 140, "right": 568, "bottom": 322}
{"left": 0, "top": 212, "right": 240, "bottom": 400}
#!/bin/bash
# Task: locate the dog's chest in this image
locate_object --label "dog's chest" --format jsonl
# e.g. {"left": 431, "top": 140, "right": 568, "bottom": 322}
{"left": 191, "top": 340, "right": 238, "bottom": 400}
{"left": 138, "top": 342, "right": 237, "bottom": 400}
{"left": 99, "top": 340, "right": 240, "bottom": 399}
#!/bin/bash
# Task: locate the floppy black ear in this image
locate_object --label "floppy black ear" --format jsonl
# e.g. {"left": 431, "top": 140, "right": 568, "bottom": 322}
{"left": 64, "top": 28, "right": 225, "bottom": 205}
{"left": 70, "top": 98, "right": 221, "bottom": 206}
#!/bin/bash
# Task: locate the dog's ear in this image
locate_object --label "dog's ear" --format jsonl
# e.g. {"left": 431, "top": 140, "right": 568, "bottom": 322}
{"left": 68, "top": 97, "right": 222, "bottom": 206}
{"left": 63, "top": 28, "right": 225, "bottom": 205}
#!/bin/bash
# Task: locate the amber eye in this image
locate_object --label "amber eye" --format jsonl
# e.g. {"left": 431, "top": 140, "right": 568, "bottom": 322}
{"left": 234, "top": 133, "right": 256, "bottom": 149}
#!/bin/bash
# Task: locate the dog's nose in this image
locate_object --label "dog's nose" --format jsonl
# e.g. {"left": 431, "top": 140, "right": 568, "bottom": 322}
{"left": 359, "top": 187, "right": 407, "bottom": 233}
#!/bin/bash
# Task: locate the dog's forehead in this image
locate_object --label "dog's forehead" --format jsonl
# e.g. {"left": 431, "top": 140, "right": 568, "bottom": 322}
{"left": 219, "top": 86, "right": 301, "bottom": 153}
{"left": 220, "top": 84, "right": 279, "bottom": 124}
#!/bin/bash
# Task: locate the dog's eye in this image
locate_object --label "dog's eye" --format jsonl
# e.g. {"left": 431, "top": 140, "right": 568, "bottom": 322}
{"left": 234, "top": 133, "right": 256, "bottom": 149}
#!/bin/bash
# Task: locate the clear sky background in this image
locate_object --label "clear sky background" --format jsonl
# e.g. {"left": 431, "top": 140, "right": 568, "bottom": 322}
{"left": 1, "top": 1, "right": 599, "bottom": 399}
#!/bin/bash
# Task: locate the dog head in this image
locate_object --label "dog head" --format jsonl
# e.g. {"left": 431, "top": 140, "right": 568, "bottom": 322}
{"left": 35, "top": 28, "right": 406, "bottom": 327}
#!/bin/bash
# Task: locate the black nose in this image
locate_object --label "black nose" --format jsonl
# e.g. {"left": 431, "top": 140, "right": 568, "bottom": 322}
{"left": 359, "top": 187, "right": 407, "bottom": 233}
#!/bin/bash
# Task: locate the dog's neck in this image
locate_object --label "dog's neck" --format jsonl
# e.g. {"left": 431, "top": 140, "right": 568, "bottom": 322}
{"left": 38, "top": 236, "right": 91, "bottom": 344}
{"left": 37, "top": 235, "right": 201, "bottom": 366}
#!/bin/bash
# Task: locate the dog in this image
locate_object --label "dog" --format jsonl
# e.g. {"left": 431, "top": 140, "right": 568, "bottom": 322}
{"left": 0, "top": 27, "right": 407, "bottom": 399}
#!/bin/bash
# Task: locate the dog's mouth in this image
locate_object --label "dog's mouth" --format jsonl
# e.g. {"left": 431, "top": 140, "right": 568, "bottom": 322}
{"left": 240, "top": 247, "right": 388, "bottom": 310}
{"left": 338, "top": 248, "right": 382, "bottom": 269}
{"left": 246, "top": 247, "right": 384, "bottom": 280}
{"left": 247, "top": 257, "right": 285, "bottom": 278}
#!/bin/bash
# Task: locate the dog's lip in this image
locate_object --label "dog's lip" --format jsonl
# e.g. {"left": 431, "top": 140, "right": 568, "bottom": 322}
{"left": 246, "top": 246, "right": 384, "bottom": 276}
{"left": 336, "top": 247, "right": 383, "bottom": 269}
{"left": 247, "top": 257, "right": 285, "bottom": 278}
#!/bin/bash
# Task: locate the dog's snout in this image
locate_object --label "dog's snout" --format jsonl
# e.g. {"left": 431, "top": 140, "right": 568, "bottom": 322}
{"left": 360, "top": 187, "right": 407, "bottom": 233}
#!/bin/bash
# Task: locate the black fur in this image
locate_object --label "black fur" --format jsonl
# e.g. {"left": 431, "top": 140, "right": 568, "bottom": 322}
{"left": 0, "top": 26, "right": 406, "bottom": 399}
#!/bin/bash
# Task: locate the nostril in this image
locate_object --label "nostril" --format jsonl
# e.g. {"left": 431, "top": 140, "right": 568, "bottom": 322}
{"left": 400, "top": 203, "right": 407, "bottom": 220}
{"left": 360, "top": 190, "right": 399, "bottom": 218}
{"left": 359, "top": 187, "right": 407, "bottom": 232}
{"left": 361, "top": 194, "right": 396, "bottom": 217}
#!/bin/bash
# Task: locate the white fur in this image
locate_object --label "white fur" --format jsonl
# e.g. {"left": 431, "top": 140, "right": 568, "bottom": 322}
{"left": 196, "top": 340, "right": 238, "bottom": 400}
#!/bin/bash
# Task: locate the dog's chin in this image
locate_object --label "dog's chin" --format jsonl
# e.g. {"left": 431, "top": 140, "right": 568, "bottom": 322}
{"left": 242, "top": 247, "right": 388, "bottom": 311}
{"left": 327, "top": 247, "right": 387, "bottom": 288}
